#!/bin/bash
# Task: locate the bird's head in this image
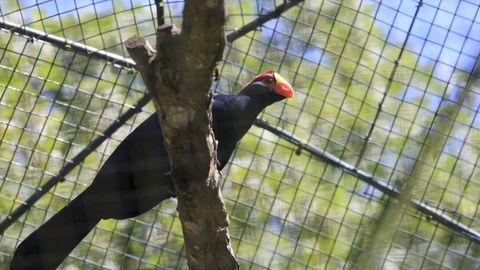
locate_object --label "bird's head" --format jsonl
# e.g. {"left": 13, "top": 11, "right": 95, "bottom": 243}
{"left": 241, "top": 70, "right": 294, "bottom": 102}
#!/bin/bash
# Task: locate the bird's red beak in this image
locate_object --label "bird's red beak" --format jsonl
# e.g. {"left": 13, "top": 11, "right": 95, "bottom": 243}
{"left": 274, "top": 72, "right": 294, "bottom": 98}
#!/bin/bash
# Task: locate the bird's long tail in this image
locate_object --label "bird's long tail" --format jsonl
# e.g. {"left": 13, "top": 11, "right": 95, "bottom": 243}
{"left": 10, "top": 192, "right": 100, "bottom": 270}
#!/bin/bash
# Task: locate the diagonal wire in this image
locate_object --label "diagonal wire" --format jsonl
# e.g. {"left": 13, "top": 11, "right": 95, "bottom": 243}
{"left": 353, "top": 0, "right": 423, "bottom": 170}
{"left": 0, "top": 19, "right": 136, "bottom": 69}
{"left": 226, "top": 0, "right": 304, "bottom": 42}
{"left": 253, "top": 119, "right": 480, "bottom": 244}
{"left": 0, "top": 0, "right": 305, "bottom": 233}
{"left": 0, "top": 93, "right": 151, "bottom": 233}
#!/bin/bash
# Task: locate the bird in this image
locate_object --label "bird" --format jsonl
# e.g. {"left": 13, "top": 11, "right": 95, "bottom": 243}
{"left": 10, "top": 70, "right": 294, "bottom": 270}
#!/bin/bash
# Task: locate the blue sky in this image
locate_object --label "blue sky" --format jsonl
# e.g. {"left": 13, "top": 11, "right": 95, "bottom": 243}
{"left": 4, "top": 0, "right": 478, "bottom": 75}
{"left": 2, "top": 0, "right": 479, "bottom": 112}
{"left": 380, "top": 0, "right": 480, "bottom": 73}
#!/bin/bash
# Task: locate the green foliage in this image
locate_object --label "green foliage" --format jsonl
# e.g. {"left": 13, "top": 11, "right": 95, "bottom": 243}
{"left": 1, "top": 0, "right": 479, "bottom": 269}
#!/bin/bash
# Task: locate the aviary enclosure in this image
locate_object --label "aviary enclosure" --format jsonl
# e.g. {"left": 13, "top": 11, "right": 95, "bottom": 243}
{"left": 0, "top": 0, "right": 479, "bottom": 269}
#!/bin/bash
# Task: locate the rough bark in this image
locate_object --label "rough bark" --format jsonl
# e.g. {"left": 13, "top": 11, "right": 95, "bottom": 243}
{"left": 125, "top": 1, "right": 239, "bottom": 269}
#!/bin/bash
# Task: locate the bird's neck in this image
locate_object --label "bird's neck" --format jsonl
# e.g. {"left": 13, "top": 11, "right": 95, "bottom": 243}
{"left": 238, "top": 93, "right": 274, "bottom": 122}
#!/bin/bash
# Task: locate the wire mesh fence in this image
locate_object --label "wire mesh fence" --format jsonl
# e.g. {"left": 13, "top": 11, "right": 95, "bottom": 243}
{"left": 0, "top": 0, "right": 479, "bottom": 269}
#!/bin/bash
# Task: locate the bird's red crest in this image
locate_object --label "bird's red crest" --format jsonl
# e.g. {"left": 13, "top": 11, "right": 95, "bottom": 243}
{"left": 246, "top": 70, "right": 294, "bottom": 98}
{"left": 251, "top": 70, "right": 275, "bottom": 83}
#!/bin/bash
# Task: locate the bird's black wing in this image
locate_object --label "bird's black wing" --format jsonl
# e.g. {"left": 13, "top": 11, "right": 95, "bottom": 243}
{"left": 11, "top": 114, "right": 175, "bottom": 270}
{"left": 86, "top": 113, "right": 175, "bottom": 219}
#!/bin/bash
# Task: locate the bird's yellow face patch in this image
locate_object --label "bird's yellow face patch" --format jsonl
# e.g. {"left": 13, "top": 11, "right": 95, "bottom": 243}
{"left": 273, "top": 72, "right": 294, "bottom": 98}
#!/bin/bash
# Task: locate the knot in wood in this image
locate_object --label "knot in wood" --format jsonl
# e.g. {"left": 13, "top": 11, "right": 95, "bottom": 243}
{"left": 165, "top": 106, "right": 195, "bottom": 129}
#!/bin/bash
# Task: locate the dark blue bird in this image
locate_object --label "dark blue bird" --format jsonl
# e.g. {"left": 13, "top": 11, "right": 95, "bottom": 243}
{"left": 11, "top": 71, "right": 294, "bottom": 270}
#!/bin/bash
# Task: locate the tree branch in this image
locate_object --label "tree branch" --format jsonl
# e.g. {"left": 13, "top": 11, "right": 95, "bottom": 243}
{"left": 125, "top": 1, "right": 237, "bottom": 269}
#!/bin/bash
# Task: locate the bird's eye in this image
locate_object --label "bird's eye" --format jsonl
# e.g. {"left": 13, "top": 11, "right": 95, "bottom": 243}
{"left": 264, "top": 76, "right": 274, "bottom": 84}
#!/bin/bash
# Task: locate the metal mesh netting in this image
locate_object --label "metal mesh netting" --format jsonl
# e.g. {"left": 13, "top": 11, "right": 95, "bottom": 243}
{"left": 1, "top": 0, "right": 480, "bottom": 269}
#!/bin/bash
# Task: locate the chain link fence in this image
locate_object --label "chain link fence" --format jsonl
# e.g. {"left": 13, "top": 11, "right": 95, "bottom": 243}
{"left": 1, "top": 0, "right": 479, "bottom": 269}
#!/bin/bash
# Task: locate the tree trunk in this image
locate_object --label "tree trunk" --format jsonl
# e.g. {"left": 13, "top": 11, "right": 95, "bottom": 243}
{"left": 125, "top": 1, "right": 239, "bottom": 269}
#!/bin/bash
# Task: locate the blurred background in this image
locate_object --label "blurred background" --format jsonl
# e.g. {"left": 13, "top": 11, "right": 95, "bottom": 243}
{"left": 1, "top": 0, "right": 480, "bottom": 269}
